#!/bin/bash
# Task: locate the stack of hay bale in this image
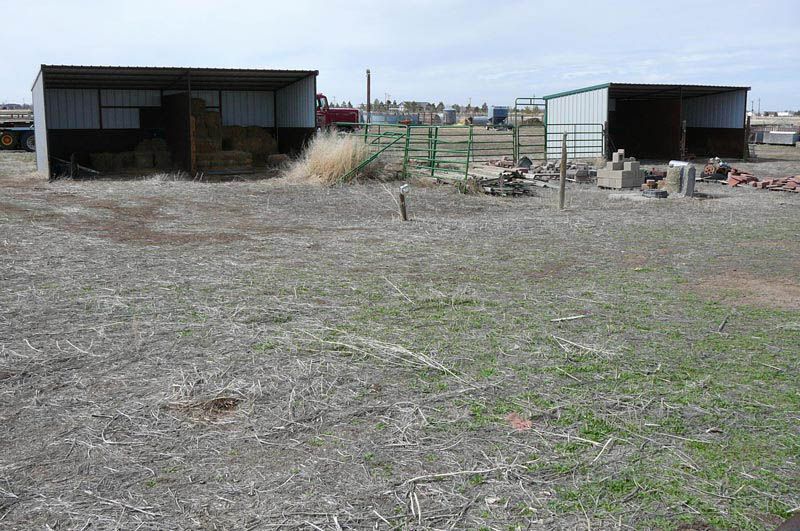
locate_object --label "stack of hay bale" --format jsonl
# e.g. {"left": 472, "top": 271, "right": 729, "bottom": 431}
{"left": 89, "top": 138, "right": 171, "bottom": 173}
{"left": 596, "top": 149, "right": 644, "bottom": 189}
{"left": 222, "top": 125, "right": 279, "bottom": 166}
{"left": 192, "top": 98, "right": 252, "bottom": 171}
{"left": 134, "top": 138, "right": 172, "bottom": 170}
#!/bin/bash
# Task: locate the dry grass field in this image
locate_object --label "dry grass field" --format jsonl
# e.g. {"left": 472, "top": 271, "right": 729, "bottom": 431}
{"left": 1, "top": 147, "right": 799, "bottom": 530}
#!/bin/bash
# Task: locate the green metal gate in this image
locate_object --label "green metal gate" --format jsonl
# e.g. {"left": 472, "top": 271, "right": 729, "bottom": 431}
{"left": 335, "top": 118, "right": 605, "bottom": 182}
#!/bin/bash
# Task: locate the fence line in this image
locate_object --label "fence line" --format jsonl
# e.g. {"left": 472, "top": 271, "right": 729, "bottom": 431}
{"left": 335, "top": 122, "right": 605, "bottom": 181}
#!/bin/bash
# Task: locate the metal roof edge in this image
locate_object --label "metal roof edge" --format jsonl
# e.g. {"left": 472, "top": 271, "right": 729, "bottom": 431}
{"left": 543, "top": 83, "right": 611, "bottom": 100}
{"left": 40, "top": 64, "right": 318, "bottom": 75}
{"left": 30, "top": 65, "right": 45, "bottom": 93}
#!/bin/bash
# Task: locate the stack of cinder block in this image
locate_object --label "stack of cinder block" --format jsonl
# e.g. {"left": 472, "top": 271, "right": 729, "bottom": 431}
{"left": 597, "top": 149, "right": 643, "bottom": 189}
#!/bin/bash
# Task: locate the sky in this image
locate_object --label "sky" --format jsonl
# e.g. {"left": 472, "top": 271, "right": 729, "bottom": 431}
{"left": 3, "top": 0, "right": 799, "bottom": 110}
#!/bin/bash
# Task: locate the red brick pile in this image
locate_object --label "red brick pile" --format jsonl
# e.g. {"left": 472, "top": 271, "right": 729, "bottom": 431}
{"left": 724, "top": 170, "right": 800, "bottom": 193}
{"left": 752, "top": 176, "right": 800, "bottom": 192}
{"left": 727, "top": 170, "right": 757, "bottom": 187}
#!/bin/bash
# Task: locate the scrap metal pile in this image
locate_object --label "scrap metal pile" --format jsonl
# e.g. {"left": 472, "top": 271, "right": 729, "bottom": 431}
{"left": 479, "top": 157, "right": 597, "bottom": 196}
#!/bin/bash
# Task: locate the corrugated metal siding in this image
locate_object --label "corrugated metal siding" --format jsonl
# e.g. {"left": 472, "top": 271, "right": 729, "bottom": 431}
{"left": 276, "top": 75, "right": 315, "bottom": 128}
{"left": 545, "top": 86, "right": 608, "bottom": 159}
{"left": 192, "top": 90, "right": 220, "bottom": 107}
{"left": 102, "top": 108, "right": 140, "bottom": 129}
{"left": 45, "top": 88, "right": 100, "bottom": 129}
{"left": 221, "top": 91, "right": 274, "bottom": 127}
{"left": 100, "top": 89, "right": 160, "bottom": 107}
{"left": 682, "top": 89, "right": 746, "bottom": 129}
{"left": 32, "top": 72, "right": 49, "bottom": 176}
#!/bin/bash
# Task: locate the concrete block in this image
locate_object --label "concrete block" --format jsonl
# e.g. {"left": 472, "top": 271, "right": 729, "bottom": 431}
{"left": 609, "top": 161, "right": 624, "bottom": 171}
{"left": 612, "top": 150, "right": 625, "bottom": 164}
{"left": 681, "top": 165, "right": 696, "bottom": 197}
{"left": 624, "top": 161, "right": 640, "bottom": 173}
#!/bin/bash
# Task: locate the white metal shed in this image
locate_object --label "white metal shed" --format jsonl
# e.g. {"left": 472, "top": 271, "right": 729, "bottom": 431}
{"left": 544, "top": 83, "right": 750, "bottom": 160}
{"left": 31, "top": 65, "right": 318, "bottom": 177}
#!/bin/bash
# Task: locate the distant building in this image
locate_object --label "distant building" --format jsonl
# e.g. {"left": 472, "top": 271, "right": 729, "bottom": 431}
{"left": 399, "top": 101, "right": 433, "bottom": 112}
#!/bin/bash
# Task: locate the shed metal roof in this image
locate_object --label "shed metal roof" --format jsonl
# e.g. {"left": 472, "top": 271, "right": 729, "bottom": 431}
{"left": 38, "top": 65, "right": 318, "bottom": 91}
{"left": 544, "top": 83, "right": 750, "bottom": 101}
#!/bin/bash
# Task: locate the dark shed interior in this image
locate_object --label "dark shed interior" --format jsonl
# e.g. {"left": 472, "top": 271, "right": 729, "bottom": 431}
{"left": 607, "top": 84, "right": 749, "bottom": 160}
{"left": 38, "top": 65, "right": 318, "bottom": 176}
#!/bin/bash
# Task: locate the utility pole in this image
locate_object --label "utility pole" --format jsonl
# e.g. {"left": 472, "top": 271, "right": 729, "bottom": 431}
{"left": 366, "top": 69, "right": 371, "bottom": 124}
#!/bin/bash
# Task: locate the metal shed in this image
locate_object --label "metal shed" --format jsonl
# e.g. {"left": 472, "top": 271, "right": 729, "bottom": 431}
{"left": 544, "top": 83, "right": 750, "bottom": 160}
{"left": 31, "top": 65, "right": 318, "bottom": 177}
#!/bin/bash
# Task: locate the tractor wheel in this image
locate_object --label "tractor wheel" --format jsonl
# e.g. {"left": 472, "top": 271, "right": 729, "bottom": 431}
{"left": 0, "top": 132, "right": 15, "bottom": 149}
{"left": 22, "top": 133, "right": 35, "bottom": 152}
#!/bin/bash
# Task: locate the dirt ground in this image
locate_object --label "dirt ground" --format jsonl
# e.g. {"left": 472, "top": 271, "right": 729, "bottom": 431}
{"left": 1, "top": 147, "right": 799, "bottom": 530}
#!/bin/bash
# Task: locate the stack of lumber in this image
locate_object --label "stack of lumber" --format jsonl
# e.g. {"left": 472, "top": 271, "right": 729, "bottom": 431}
{"left": 478, "top": 170, "right": 537, "bottom": 196}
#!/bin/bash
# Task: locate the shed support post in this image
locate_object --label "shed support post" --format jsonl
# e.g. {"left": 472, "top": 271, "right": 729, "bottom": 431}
{"left": 680, "top": 120, "right": 687, "bottom": 161}
{"left": 559, "top": 133, "right": 567, "bottom": 210}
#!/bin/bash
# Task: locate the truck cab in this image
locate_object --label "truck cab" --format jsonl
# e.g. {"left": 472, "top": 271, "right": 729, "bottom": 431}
{"left": 316, "top": 93, "right": 359, "bottom": 131}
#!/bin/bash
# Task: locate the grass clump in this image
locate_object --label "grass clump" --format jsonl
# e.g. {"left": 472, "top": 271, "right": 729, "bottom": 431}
{"left": 284, "top": 129, "right": 378, "bottom": 185}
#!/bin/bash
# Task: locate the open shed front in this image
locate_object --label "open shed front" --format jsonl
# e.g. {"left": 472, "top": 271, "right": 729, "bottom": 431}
{"left": 32, "top": 65, "right": 318, "bottom": 177}
{"left": 607, "top": 83, "right": 749, "bottom": 160}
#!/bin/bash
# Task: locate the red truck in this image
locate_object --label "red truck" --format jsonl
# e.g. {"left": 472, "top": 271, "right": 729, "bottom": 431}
{"left": 316, "top": 93, "right": 360, "bottom": 130}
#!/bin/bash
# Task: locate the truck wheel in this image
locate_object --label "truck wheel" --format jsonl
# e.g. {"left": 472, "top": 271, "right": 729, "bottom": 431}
{"left": 0, "top": 133, "right": 15, "bottom": 149}
{"left": 22, "top": 133, "right": 35, "bottom": 152}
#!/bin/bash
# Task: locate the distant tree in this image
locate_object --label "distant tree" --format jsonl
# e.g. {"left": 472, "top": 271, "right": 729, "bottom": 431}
{"left": 465, "top": 104, "right": 472, "bottom": 113}
{"left": 436, "top": 102, "right": 445, "bottom": 111}
{"left": 452, "top": 104, "right": 461, "bottom": 112}
{"left": 373, "top": 98, "right": 381, "bottom": 111}
{"left": 481, "top": 102, "right": 488, "bottom": 112}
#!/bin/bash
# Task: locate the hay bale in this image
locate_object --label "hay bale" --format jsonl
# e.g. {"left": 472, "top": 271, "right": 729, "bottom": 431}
{"left": 267, "top": 154, "right": 290, "bottom": 167}
{"left": 665, "top": 166, "right": 682, "bottom": 193}
{"left": 220, "top": 126, "right": 278, "bottom": 166}
{"left": 90, "top": 153, "right": 114, "bottom": 172}
{"left": 135, "top": 139, "right": 153, "bottom": 152}
{"left": 222, "top": 126, "right": 246, "bottom": 141}
{"left": 153, "top": 151, "right": 172, "bottom": 170}
{"left": 135, "top": 151, "right": 154, "bottom": 169}
{"left": 151, "top": 138, "right": 168, "bottom": 151}
{"left": 112, "top": 152, "right": 135, "bottom": 171}
{"left": 196, "top": 150, "right": 252, "bottom": 170}
{"left": 204, "top": 111, "right": 221, "bottom": 128}
{"left": 195, "top": 138, "right": 222, "bottom": 153}
{"left": 191, "top": 98, "right": 207, "bottom": 116}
